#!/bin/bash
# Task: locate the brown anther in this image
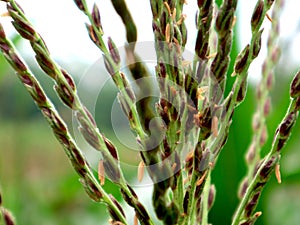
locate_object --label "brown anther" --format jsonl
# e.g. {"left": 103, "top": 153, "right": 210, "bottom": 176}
{"left": 206, "top": 52, "right": 217, "bottom": 59}
{"left": 185, "top": 150, "right": 194, "bottom": 162}
{"left": 183, "top": 175, "right": 192, "bottom": 184}
{"left": 254, "top": 211, "right": 262, "bottom": 218}
{"left": 187, "top": 104, "right": 197, "bottom": 112}
{"left": 134, "top": 214, "right": 138, "bottom": 225}
{"left": 173, "top": 37, "right": 181, "bottom": 54}
{"left": 1, "top": 12, "right": 10, "bottom": 17}
{"left": 209, "top": 162, "right": 214, "bottom": 168}
{"left": 172, "top": 8, "right": 177, "bottom": 21}
{"left": 231, "top": 71, "right": 237, "bottom": 77}
{"left": 176, "top": 14, "right": 187, "bottom": 25}
{"left": 196, "top": 170, "right": 208, "bottom": 186}
{"left": 89, "top": 25, "right": 97, "bottom": 43}
{"left": 194, "top": 112, "right": 201, "bottom": 127}
{"left": 176, "top": 130, "right": 181, "bottom": 134}
{"left": 266, "top": 13, "right": 273, "bottom": 22}
{"left": 170, "top": 86, "right": 177, "bottom": 96}
{"left": 201, "top": 17, "right": 208, "bottom": 24}
{"left": 275, "top": 163, "right": 281, "bottom": 184}
{"left": 138, "top": 161, "right": 145, "bottom": 182}
{"left": 163, "top": 106, "right": 168, "bottom": 114}
{"left": 164, "top": 2, "right": 172, "bottom": 15}
{"left": 172, "top": 163, "right": 177, "bottom": 171}
{"left": 214, "top": 104, "right": 220, "bottom": 109}
{"left": 182, "top": 60, "right": 191, "bottom": 67}
{"left": 212, "top": 116, "right": 219, "bottom": 137}
{"left": 197, "top": 86, "right": 208, "bottom": 100}
{"left": 98, "top": 160, "right": 105, "bottom": 185}
{"left": 184, "top": 0, "right": 188, "bottom": 4}
{"left": 165, "top": 23, "right": 171, "bottom": 43}
{"left": 232, "top": 16, "right": 237, "bottom": 28}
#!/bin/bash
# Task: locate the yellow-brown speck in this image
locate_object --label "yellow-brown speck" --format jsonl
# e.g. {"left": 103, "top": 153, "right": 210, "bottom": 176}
{"left": 98, "top": 160, "right": 105, "bottom": 185}
{"left": 138, "top": 161, "right": 145, "bottom": 182}
{"left": 275, "top": 163, "right": 281, "bottom": 184}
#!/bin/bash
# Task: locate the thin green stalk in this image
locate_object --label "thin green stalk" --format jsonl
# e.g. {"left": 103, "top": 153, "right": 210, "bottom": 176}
{"left": 3, "top": 1, "right": 154, "bottom": 224}
{"left": 0, "top": 24, "right": 128, "bottom": 224}
{"left": 201, "top": 170, "right": 211, "bottom": 225}
{"left": 211, "top": 0, "right": 275, "bottom": 158}
{"left": 243, "top": 0, "right": 284, "bottom": 194}
{"left": 73, "top": 0, "right": 147, "bottom": 140}
{"left": 232, "top": 89, "right": 300, "bottom": 224}
{"left": 210, "top": 0, "right": 237, "bottom": 88}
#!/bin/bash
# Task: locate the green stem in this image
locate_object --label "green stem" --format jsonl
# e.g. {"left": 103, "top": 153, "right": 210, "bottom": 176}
{"left": 232, "top": 98, "right": 299, "bottom": 225}
{"left": 0, "top": 29, "right": 128, "bottom": 224}
{"left": 201, "top": 170, "right": 211, "bottom": 225}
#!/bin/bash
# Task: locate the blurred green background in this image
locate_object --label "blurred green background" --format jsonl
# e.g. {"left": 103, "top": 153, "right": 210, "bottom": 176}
{"left": 1, "top": 2, "right": 300, "bottom": 225}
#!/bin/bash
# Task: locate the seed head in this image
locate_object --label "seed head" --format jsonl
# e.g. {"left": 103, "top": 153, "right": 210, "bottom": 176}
{"left": 73, "top": 0, "right": 85, "bottom": 11}
{"left": 251, "top": 1, "right": 264, "bottom": 32}
{"left": 234, "top": 44, "right": 250, "bottom": 74}
{"left": 11, "top": 19, "right": 35, "bottom": 41}
{"left": 290, "top": 70, "right": 300, "bottom": 98}
{"left": 237, "top": 78, "right": 248, "bottom": 103}
{"left": 278, "top": 112, "right": 296, "bottom": 137}
{"left": 238, "top": 178, "right": 249, "bottom": 199}
{"left": 216, "top": 8, "right": 234, "bottom": 37}
{"left": 259, "top": 156, "right": 276, "bottom": 179}
{"left": 10, "top": 52, "right": 27, "bottom": 72}
{"left": 61, "top": 69, "right": 76, "bottom": 91}
{"left": 104, "top": 55, "right": 116, "bottom": 76}
{"left": 252, "top": 29, "right": 264, "bottom": 59}
{"left": 55, "top": 84, "right": 77, "bottom": 109}
{"left": 103, "top": 156, "right": 121, "bottom": 183}
{"left": 108, "top": 194, "right": 126, "bottom": 221}
{"left": 244, "top": 191, "right": 261, "bottom": 217}
{"left": 79, "top": 126, "right": 101, "bottom": 150}
{"left": 108, "top": 37, "right": 120, "bottom": 65}
{"left": 92, "top": 4, "right": 102, "bottom": 29}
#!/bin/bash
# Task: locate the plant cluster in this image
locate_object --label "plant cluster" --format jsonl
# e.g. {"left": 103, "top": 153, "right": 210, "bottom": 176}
{"left": 0, "top": 0, "right": 299, "bottom": 225}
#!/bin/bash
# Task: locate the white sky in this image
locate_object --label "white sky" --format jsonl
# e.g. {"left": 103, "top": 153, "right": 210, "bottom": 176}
{"left": 0, "top": 0, "right": 299, "bottom": 78}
